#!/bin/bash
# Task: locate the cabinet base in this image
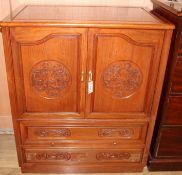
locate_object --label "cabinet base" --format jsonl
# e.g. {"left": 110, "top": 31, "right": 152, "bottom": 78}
{"left": 21, "top": 163, "right": 144, "bottom": 173}
{"left": 148, "top": 156, "right": 182, "bottom": 171}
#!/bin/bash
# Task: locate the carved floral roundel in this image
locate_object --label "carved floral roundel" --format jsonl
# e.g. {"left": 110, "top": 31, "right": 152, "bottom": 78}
{"left": 31, "top": 60, "right": 71, "bottom": 99}
{"left": 102, "top": 60, "right": 142, "bottom": 99}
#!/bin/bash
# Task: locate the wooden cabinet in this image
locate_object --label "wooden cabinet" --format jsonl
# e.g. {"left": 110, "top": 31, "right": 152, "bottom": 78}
{"left": 0, "top": 5, "right": 174, "bottom": 173}
{"left": 148, "top": 0, "right": 182, "bottom": 171}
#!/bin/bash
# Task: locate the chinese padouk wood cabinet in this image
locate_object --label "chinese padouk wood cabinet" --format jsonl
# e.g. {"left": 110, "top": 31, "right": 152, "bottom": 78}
{"left": 148, "top": 0, "right": 182, "bottom": 171}
{"left": 0, "top": 5, "right": 174, "bottom": 173}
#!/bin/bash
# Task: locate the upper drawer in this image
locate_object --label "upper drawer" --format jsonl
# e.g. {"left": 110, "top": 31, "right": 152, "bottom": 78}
{"left": 19, "top": 121, "right": 148, "bottom": 147}
{"left": 162, "top": 97, "right": 182, "bottom": 125}
{"left": 170, "top": 61, "right": 182, "bottom": 94}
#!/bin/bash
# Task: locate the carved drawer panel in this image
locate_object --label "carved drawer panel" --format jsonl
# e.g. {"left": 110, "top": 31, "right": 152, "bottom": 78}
{"left": 170, "top": 61, "right": 182, "bottom": 94}
{"left": 23, "top": 148, "right": 143, "bottom": 164}
{"left": 20, "top": 121, "right": 147, "bottom": 146}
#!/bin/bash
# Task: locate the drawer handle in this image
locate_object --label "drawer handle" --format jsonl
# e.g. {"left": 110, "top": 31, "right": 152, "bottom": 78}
{"left": 81, "top": 71, "right": 85, "bottom": 82}
{"left": 113, "top": 141, "right": 117, "bottom": 145}
{"left": 50, "top": 142, "right": 55, "bottom": 146}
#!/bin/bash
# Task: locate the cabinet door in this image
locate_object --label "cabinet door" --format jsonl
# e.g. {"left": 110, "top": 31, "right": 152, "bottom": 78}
{"left": 86, "top": 29, "right": 165, "bottom": 119}
{"left": 11, "top": 27, "right": 87, "bottom": 118}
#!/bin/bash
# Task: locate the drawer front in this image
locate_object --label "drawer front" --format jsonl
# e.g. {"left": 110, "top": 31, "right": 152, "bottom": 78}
{"left": 177, "top": 40, "right": 182, "bottom": 60}
{"left": 177, "top": 33, "right": 182, "bottom": 60}
{"left": 23, "top": 148, "right": 143, "bottom": 164}
{"left": 163, "top": 97, "right": 182, "bottom": 125}
{"left": 20, "top": 121, "right": 147, "bottom": 146}
{"left": 177, "top": 52, "right": 182, "bottom": 60}
{"left": 156, "top": 127, "right": 182, "bottom": 158}
{"left": 171, "top": 61, "right": 182, "bottom": 93}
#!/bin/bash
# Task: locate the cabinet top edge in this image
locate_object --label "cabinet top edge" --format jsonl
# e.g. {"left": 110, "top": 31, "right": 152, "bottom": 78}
{"left": 0, "top": 5, "right": 174, "bottom": 30}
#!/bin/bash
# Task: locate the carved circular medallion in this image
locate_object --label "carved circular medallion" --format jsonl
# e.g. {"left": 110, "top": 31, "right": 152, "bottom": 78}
{"left": 102, "top": 60, "right": 142, "bottom": 98}
{"left": 31, "top": 60, "right": 71, "bottom": 99}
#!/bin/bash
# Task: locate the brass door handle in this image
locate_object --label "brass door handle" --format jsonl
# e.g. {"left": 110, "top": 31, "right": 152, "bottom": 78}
{"left": 88, "top": 71, "right": 92, "bottom": 82}
{"left": 81, "top": 71, "right": 85, "bottom": 82}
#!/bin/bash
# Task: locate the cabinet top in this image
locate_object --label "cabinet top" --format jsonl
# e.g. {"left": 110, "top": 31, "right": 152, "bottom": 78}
{"left": 152, "top": 0, "right": 182, "bottom": 16}
{"left": 0, "top": 5, "right": 174, "bottom": 29}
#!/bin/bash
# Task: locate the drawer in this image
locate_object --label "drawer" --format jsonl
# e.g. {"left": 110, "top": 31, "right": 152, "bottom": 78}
{"left": 171, "top": 61, "right": 182, "bottom": 93}
{"left": 23, "top": 148, "right": 143, "bottom": 164}
{"left": 177, "top": 41, "right": 182, "bottom": 60}
{"left": 177, "top": 52, "right": 182, "bottom": 60}
{"left": 163, "top": 97, "right": 182, "bottom": 125}
{"left": 156, "top": 127, "right": 182, "bottom": 158}
{"left": 19, "top": 121, "right": 148, "bottom": 146}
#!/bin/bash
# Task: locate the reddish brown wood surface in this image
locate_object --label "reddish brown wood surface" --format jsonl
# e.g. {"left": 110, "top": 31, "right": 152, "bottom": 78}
{"left": 155, "top": 127, "right": 182, "bottom": 157}
{"left": 19, "top": 120, "right": 148, "bottom": 146}
{"left": 23, "top": 148, "right": 143, "bottom": 163}
{"left": 171, "top": 61, "right": 182, "bottom": 93}
{"left": 162, "top": 97, "right": 182, "bottom": 125}
{"left": 152, "top": 0, "right": 182, "bottom": 16}
{"left": 0, "top": 5, "right": 173, "bottom": 173}
{"left": 0, "top": 5, "right": 174, "bottom": 29}
{"left": 10, "top": 27, "right": 87, "bottom": 116}
{"left": 86, "top": 28, "right": 165, "bottom": 119}
{"left": 148, "top": 0, "right": 182, "bottom": 171}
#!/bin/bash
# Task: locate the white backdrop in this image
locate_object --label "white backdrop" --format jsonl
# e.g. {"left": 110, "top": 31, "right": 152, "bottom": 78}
{"left": 14, "top": 0, "right": 152, "bottom": 8}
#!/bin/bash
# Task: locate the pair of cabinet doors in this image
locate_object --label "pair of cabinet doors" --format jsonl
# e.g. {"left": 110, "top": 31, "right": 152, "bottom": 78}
{"left": 10, "top": 27, "right": 164, "bottom": 119}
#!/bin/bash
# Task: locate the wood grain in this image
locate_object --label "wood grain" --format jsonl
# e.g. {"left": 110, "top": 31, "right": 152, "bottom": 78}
{"left": 148, "top": 0, "right": 182, "bottom": 171}
{"left": 19, "top": 120, "right": 148, "bottom": 147}
{"left": 0, "top": 5, "right": 174, "bottom": 173}
{"left": 86, "top": 28, "right": 165, "bottom": 119}
{"left": 10, "top": 27, "right": 87, "bottom": 116}
{"left": 152, "top": 0, "right": 182, "bottom": 16}
{"left": 1, "top": 135, "right": 182, "bottom": 174}
{"left": 0, "top": 5, "right": 174, "bottom": 29}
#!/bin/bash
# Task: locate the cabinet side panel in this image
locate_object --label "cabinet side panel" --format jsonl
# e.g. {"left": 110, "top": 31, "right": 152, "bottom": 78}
{"left": 1, "top": 27, "right": 24, "bottom": 165}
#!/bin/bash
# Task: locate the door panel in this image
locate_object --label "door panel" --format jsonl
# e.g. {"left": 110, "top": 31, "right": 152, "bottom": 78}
{"left": 11, "top": 27, "right": 87, "bottom": 117}
{"left": 86, "top": 29, "right": 164, "bottom": 118}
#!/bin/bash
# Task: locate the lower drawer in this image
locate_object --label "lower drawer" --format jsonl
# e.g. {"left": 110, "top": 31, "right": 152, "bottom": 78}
{"left": 23, "top": 148, "right": 143, "bottom": 164}
{"left": 155, "top": 126, "right": 182, "bottom": 158}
